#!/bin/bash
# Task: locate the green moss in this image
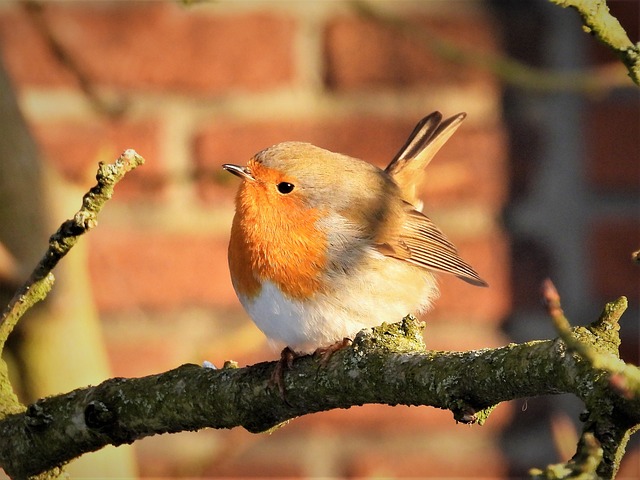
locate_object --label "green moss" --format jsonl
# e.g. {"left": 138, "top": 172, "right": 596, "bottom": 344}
{"left": 353, "top": 315, "right": 426, "bottom": 353}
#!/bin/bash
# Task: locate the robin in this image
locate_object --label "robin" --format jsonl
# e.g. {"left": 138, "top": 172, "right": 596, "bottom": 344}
{"left": 223, "top": 112, "right": 487, "bottom": 358}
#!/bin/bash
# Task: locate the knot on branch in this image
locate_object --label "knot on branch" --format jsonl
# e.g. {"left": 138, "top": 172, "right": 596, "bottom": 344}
{"left": 450, "top": 402, "right": 496, "bottom": 426}
{"left": 25, "top": 402, "right": 53, "bottom": 431}
{"left": 588, "top": 297, "right": 626, "bottom": 350}
{"left": 449, "top": 401, "right": 479, "bottom": 424}
{"left": 84, "top": 401, "right": 117, "bottom": 432}
{"left": 352, "top": 315, "right": 426, "bottom": 354}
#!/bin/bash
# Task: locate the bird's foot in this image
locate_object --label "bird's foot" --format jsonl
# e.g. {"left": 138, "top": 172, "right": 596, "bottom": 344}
{"left": 270, "top": 346, "right": 298, "bottom": 403}
{"left": 314, "top": 337, "right": 352, "bottom": 366}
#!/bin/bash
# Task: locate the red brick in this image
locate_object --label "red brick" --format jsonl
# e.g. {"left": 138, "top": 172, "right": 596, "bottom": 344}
{"left": 590, "top": 219, "right": 640, "bottom": 301}
{"left": 586, "top": 99, "right": 640, "bottom": 193}
{"left": 510, "top": 237, "right": 553, "bottom": 310}
{"left": 0, "top": 3, "right": 295, "bottom": 94}
{"left": 195, "top": 115, "right": 507, "bottom": 208}
{"left": 32, "top": 119, "right": 164, "bottom": 200}
{"left": 88, "top": 230, "right": 235, "bottom": 312}
{"left": 294, "top": 401, "right": 512, "bottom": 434}
{"left": 346, "top": 441, "right": 507, "bottom": 478}
{"left": 106, "top": 340, "right": 177, "bottom": 379}
{"left": 419, "top": 125, "right": 508, "bottom": 207}
{"left": 0, "top": 4, "right": 76, "bottom": 88}
{"left": 507, "top": 118, "right": 544, "bottom": 203}
{"left": 194, "top": 117, "right": 417, "bottom": 179}
{"left": 423, "top": 324, "right": 509, "bottom": 354}
{"left": 430, "top": 231, "right": 511, "bottom": 325}
{"left": 203, "top": 455, "right": 303, "bottom": 478}
{"left": 103, "top": 306, "right": 274, "bottom": 377}
{"left": 324, "top": 12, "right": 499, "bottom": 90}
{"left": 136, "top": 428, "right": 299, "bottom": 478}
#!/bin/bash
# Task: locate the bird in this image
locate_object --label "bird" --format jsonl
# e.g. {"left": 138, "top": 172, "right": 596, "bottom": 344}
{"left": 223, "top": 111, "right": 487, "bottom": 357}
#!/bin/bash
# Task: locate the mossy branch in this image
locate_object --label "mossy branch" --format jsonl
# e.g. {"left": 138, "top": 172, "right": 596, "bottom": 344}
{"left": 0, "top": 149, "right": 144, "bottom": 478}
{"left": 549, "top": 0, "right": 640, "bottom": 86}
{"left": 533, "top": 280, "right": 640, "bottom": 479}
{"left": 0, "top": 149, "right": 145, "bottom": 352}
{"left": 0, "top": 304, "right": 638, "bottom": 479}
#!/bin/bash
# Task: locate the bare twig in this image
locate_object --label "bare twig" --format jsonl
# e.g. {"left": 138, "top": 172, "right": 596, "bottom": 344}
{"left": 530, "top": 432, "right": 603, "bottom": 480}
{"left": 0, "top": 149, "right": 145, "bottom": 350}
{"left": 543, "top": 279, "right": 640, "bottom": 399}
{"left": 542, "top": 279, "right": 599, "bottom": 364}
{"left": 541, "top": 279, "right": 640, "bottom": 478}
{"left": 350, "top": 0, "right": 634, "bottom": 94}
{"left": 0, "top": 148, "right": 143, "bottom": 479}
{"left": 21, "top": 0, "right": 128, "bottom": 117}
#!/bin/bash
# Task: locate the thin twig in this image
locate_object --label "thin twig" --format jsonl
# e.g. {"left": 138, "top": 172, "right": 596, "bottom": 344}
{"left": 0, "top": 149, "right": 145, "bottom": 350}
{"left": 351, "top": 0, "right": 635, "bottom": 94}
{"left": 21, "top": 0, "right": 128, "bottom": 117}
{"left": 542, "top": 279, "right": 598, "bottom": 363}
{"left": 542, "top": 279, "right": 640, "bottom": 400}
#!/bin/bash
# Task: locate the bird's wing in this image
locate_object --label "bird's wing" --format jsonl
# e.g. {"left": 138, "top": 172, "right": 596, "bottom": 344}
{"left": 376, "top": 207, "right": 488, "bottom": 287}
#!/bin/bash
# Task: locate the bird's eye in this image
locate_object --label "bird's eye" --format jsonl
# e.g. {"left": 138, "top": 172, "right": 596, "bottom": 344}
{"left": 277, "top": 182, "right": 295, "bottom": 194}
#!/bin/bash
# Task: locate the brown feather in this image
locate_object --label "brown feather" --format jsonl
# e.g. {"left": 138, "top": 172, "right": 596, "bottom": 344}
{"left": 379, "top": 112, "right": 487, "bottom": 286}
{"left": 377, "top": 206, "right": 487, "bottom": 286}
{"left": 385, "top": 112, "right": 467, "bottom": 206}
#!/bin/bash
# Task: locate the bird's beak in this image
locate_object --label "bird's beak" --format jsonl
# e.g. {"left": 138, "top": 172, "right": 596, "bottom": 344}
{"left": 223, "top": 164, "right": 255, "bottom": 182}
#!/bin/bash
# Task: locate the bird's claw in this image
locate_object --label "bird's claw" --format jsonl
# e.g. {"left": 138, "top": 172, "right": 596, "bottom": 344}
{"left": 314, "top": 337, "right": 352, "bottom": 366}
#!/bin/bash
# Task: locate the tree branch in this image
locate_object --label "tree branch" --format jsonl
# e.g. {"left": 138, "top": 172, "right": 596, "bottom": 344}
{"left": 350, "top": 0, "right": 635, "bottom": 93}
{"left": 549, "top": 0, "right": 640, "bottom": 86}
{"left": 0, "top": 309, "right": 638, "bottom": 479}
{"left": 0, "top": 149, "right": 145, "bottom": 352}
{"left": 0, "top": 149, "right": 145, "bottom": 478}
{"left": 537, "top": 280, "right": 639, "bottom": 479}
{"left": 21, "top": 0, "right": 128, "bottom": 117}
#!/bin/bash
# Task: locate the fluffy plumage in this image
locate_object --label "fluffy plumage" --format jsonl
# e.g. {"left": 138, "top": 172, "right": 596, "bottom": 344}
{"left": 225, "top": 112, "right": 486, "bottom": 352}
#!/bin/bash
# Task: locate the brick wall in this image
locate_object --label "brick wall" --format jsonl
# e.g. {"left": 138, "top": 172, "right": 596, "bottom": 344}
{"left": 0, "top": 0, "right": 635, "bottom": 477}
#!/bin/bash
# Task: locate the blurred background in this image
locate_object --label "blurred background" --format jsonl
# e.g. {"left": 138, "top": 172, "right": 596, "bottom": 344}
{"left": 0, "top": 0, "right": 637, "bottom": 478}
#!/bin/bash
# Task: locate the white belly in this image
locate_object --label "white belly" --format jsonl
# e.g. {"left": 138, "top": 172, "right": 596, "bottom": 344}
{"left": 237, "top": 256, "right": 438, "bottom": 353}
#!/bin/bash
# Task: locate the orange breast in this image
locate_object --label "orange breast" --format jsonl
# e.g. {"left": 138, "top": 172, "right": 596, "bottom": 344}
{"left": 228, "top": 165, "right": 329, "bottom": 301}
